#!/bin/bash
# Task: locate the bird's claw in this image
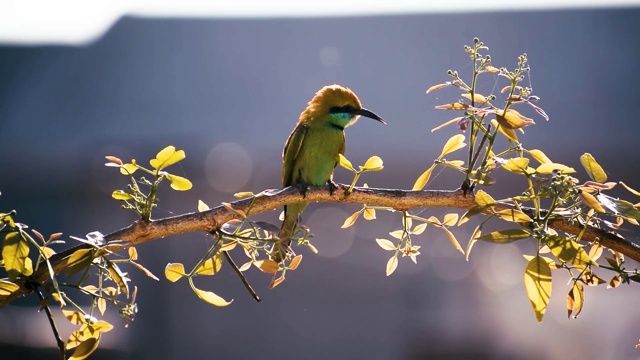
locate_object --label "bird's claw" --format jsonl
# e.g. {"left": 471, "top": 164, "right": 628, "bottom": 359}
{"left": 296, "top": 183, "right": 309, "bottom": 199}
{"left": 328, "top": 180, "right": 339, "bottom": 195}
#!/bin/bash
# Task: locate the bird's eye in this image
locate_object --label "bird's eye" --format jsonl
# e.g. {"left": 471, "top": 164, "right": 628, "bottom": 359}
{"left": 329, "top": 105, "right": 354, "bottom": 114}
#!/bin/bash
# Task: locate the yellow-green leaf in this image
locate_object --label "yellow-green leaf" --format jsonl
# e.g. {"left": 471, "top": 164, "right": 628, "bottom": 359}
{"left": 107, "top": 261, "right": 129, "bottom": 298}
{"left": 165, "top": 263, "right": 186, "bottom": 282}
{"left": 376, "top": 238, "right": 396, "bottom": 251}
{"left": 389, "top": 230, "right": 404, "bottom": 240}
{"left": 596, "top": 194, "right": 640, "bottom": 220}
{"left": 501, "top": 157, "right": 530, "bottom": 174}
{"left": 341, "top": 210, "right": 362, "bottom": 228}
{"left": 523, "top": 254, "right": 560, "bottom": 270}
{"left": 66, "top": 249, "right": 94, "bottom": 277}
{"left": 431, "top": 117, "right": 465, "bottom": 132}
{"left": 494, "top": 209, "right": 533, "bottom": 223}
{"left": 580, "top": 153, "right": 607, "bottom": 183}
{"left": 91, "top": 320, "right": 114, "bottom": 334}
{"left": 63, "top": 310, "right": 85, "bottom": 325}
{"left": 338, "top": 153, "right": 354, "bottom": 172}
{"left": 528, "top": 149, "right": 552, "bottom": 164}
{"left": 69, "top": 336, "right": 99, "bottom": 360}
{"left": 192, "top": 285, "right": 233, "bottom": 307}
{"left": 119, "top": 163, "right": 137, "bottom": 175}
{"left": 195, "top": 252, "right": 223, "bottom": 276}
{"left": 460, "top": 92, "right": 488, "bottom": 104}
{"left": 131, "top": 260, "right": 160, "bottom": 281}
{"left": 412, "top": 165, "right": 435, "bottom": 191}
{"left": 567, "top": 282, "right": 584, "bottom": 319}
{"left": 434, "top": 102, "right": 471, "bottom": 110}
{"left": 363, "top": 207, "right": 376, "bottom": 220}
{"left": 411, "top": 223, "right": 428, "bottom": 235}
{"left": 620, "top": 181, "right": 640, "bottom": 197}
{"left": 442, "top": 227, "right": 463, "bottom": 254}
{"left": 495, "top": 109, "right": 535, "bottom": 130}
{"left": 546, "top": 235, "right": 595, "bottom": 266}
{"left": 166, "top": 174, "right": 193, "bottom": 191}
{"left": 476, "top": 228, "right": 531, "bottom": 243}
{"left": 0, "top": 279, "right": 20, "bottom": 295}
{"left": 439, "top": 134, "right": 466, "bottom": 158}
{"left": 386, "top": 255, "right": 398, "bottom": 276}
{"left": 580, "top": 192, "right": 606, "bottom": 213}
{"left": 465, "top": 224, "right": 482, "bottom": 261}
{"left": 524, "top": 255, "right": 552, "bottom": 322}
{"left": 150, "top": 146, "right": 185, "bottom": 171}
{"left": 475, "top": 190, "right": 495, "bottom": 207}
{"left": 442, "top": 213, "right": 459, "bottom": 226}
{"left": 2, "top": 232, "right": 30, "bottom": 279}
{"left": 362, "top": 156, "right": 384, "bottom": 171}
{"left": 536, "top": 163, "right": 576, "bottom": 175}
{"left": 253, "top": 259, "right": 280, "bottom": 273}
{"left": 491, "top": 118, "right": 519, "bottom": 142}
{"left": 111, "top": 190, "right": 132, "bottom": 201}
{"left": 197, "top": 200, "right": 210, "bottom": 212}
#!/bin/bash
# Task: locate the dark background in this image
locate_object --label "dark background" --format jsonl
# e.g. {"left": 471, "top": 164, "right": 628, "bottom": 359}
{"left": 1, "top": 8, "right": 640, "bottom": 360}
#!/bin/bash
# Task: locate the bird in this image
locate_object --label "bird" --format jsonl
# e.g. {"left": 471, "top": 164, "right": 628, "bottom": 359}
{"left": 271, "top": 84, "right": 386, "bottom": 262}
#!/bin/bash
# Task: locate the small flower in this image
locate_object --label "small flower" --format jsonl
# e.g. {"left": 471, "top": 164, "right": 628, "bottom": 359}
{"left": 402, "top": 245, "right": 421, "bottom": 264}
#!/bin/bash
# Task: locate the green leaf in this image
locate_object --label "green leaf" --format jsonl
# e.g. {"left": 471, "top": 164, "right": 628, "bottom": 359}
{"left": 191, "top": 283, "right": 233, "bottom": 307}
{"left": 197, "top": 200, "right": 210, "bottom": 212}
{"left": 0, "top": 279, "right": 20, "bottom": 295}
{"left": 375, "top": 238, "right": 396, "bottom": 251}
{"left": 439, "top": 134, "right": 466, "bottom": 158}
{"left": 111, "top": 190, "right": 132, "bottom": 201}
{"left": 546, "top": 235, "right": 595, "bottom": 266}
{"left": 165, "top": 263, "right": 186, "bottom": 282}
{"left": 476, "top": 228, "right": 531, "bottom": 243}
{"left": 150, "top": 146, "right": 186, "bottom": 171}
{"left": 166, "top": 174, "right": 193, "bottom": 191}
{"left": 524, "top": 255, "right": 552, "bottom": 322}
{"left": 501, "top": 157, "right": 531, "bottom": 174}
{"left": 337, "top": 154, "right": 355, "bottom": 172}
{"left": 361, "top": 156, "right": 384, "bottom": 171}
{"left": 119, "top": 163, "right": 138, "bottom": 175}
{"left": 2, "top": 231, "right": 30, "bottom": 279}
{"left": 580, "top": 153, "right": 607, "bottom": 183}
{"left": 475, "top": 190, "right": 495, "bottom": 207}
{"left": 528, "top": 149, "right": 552, "bottom": 164}
{"left": 66, "top": 249, "right": 94, "bottom": 277}
{"left": 494, "top": 209, "right": 533, "bottom": 223}
{"left": 412, "top": 164, "right": 435, "bottom": 191}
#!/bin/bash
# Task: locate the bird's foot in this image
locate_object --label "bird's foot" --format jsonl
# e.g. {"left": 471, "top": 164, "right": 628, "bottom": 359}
{"left": 328, "top": 180, "right": 339, "bottom": 195}
{"left": 296, "top": 183, "right": 309, "bottom": 199}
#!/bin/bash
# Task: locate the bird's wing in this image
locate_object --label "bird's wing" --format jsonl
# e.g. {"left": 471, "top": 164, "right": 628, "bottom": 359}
{"left": 282, "top": 124, "right": 308, "bottom": 187}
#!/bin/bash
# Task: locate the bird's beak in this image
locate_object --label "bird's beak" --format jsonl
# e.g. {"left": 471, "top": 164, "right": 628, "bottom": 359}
{"left": 355, "top": 108, "right": 386, "bottom": 124}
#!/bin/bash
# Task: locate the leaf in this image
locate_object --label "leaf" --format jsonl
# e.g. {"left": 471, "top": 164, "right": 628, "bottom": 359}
{"left": 439, "top": 134, "right": 466, "bottom": 158}
{"left": 494, "top": 209, "right": 533, "bottom": 223}
{"left": 501, "top": 157, "right": 531, "bottom": 174}
{"left": 0, "top": 279, "right": 20, "bottom": 295}
{"left": 69, "top": 337, "right": 99, "bottom": 360}
{"left": 491, "top": 118, "right": 518, "bottom": 142}
{"left": 580, "top": 192, "right": 606, "bottom": 213}
{"left": 289, "top": 255, "right": 303, "bottom": 270}
{"left": 376, "top": 238, "right": 396, "bottom": 251}
{"left": 442, "top": 227, "right": 464, "bottom": 254}
{"left": 620, "top": 181, "right": 640, "bottom": 197}
{"left": 197, "top": 200, "right": 210, "bottom": 212}
{"left": 411, "top": 223, "right": 428, "bottom": 235}
{"left": 253, "top": 259, "right": 280, "bottom": 273}
{"left": 523, "top": 255, "right": 560, "bottom": 270}
{"left": 269, "top": 274, "right": 286, "bottom": 289}
{"left": 119, "top": 163, "right": 137, "bottom": 175}
{"left": 363, "top": 208, "right": 376, "bottom": 220}
{"left": 546, "top": 235, "right": 595, "bottom": 266}
{"left": 149, "top": 146, "right": 185, "bottom": 171}
{"left": 164, "top": 263, "right": 186, "bottom": 282}
{"left": 495, "top": 109, "right": 535, "bottom": 130}
{"left": 104, "top": 156, "right": 123, "bottom": 165}
{"left": 442, "top": 213, "right": 459, "bottom": 226}
{"left": 524, "top": 255, "right": 552, "bottom": 322}
{"left": 465, "top": 224, "right": 482, "bottom": 261}
{"left": 434, "top": 102, "right": 471, "bottom": 110}
{"left": 195, "top": 252, "right": 223, "bottom": 276}
{"left": 536, "top": 163, "right": 576, "bottom": 175}
{"left": 412, "top": 165, "right": 435, "bottom": 191}
{"left": 567, "top": 282, "right": 584, "bottom": 319}
{"left": 476, "top": 229, "right": 531, "bottom": 243}
{"left": 607, "top": 274, "right": 622, "bottom": 289}
{"left": 166, "top": 174, "right": 193, "bottom": 191}
{"left": 431, "top": 117, "right": 465, "bottom": 132}
{"left": 111, "top": 190, "right": 132, "bottom": 201}
{"left": 362, "top": 156, "right": 384, "bottom": 171}
{"left": 106, "top": 261, "right": 130, "bottom": 298}
{"left": 63, "top": 310, "right": 85, "bottom": 325}
{"left": 475, "top": 190, "right": 495, "bottom": 207}
{"left": 66, "top": 248, "right": 94, "bottom": 277}
{"left": 580, "top": 153, "right": 607, "bottom": 183}
{"left": 460, "top": 92, "right": 488, "bottom": 104}
{"left": 528, "top": 149, "right": 552, "bottom": 164}
{"left": 131, "top": 261, "right": 160, "bottom": 281}
{"left": 596, "top": 194, "right": 640, "bottom": 220}
{"left": 426, "top": 82, "right": 451, "bottom": 93}
{"left": 389, "top": 230, "right": 404, "bottom": 240}
{"left": 128, "top": 247, "right": 138, "bottom": 260}
{"left": 338, "top": 153, "right": 354, "bottom": 172}
{"left": 191, "top": 285, "right": 233, "bottom": 307}
{"left": 97, "top": 297, "right": 107, "bottom": 316}
{"left": 2, "top": 231, "right": 30, "bottom": 279}
{"left": 341, "top": 210, "right": 362, "bottom": 228}
{"left": 386, "top": 255, "right": 398, "bottom": 276}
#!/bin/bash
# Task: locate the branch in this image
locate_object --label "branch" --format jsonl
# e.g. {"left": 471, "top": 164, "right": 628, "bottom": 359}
{"left": 2, "top": 184, "right": 639, "bottom": 307}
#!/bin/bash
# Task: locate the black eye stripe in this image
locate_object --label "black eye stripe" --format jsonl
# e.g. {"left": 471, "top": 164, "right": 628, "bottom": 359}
{"left": 329, "top": 105, "right": 355, "bottom": 114}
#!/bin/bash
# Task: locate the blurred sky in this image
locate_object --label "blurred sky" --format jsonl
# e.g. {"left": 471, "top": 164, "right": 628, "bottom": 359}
{"left": 1, "top": 3, "right": 640, "bottom": 360}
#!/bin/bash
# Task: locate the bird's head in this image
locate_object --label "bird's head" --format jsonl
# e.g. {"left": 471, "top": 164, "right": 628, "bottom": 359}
{"left": 302, "top": 84, "right": 386, "bottom": 129}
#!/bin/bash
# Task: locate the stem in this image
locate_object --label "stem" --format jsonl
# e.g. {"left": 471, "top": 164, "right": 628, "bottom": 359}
{"left": 35, "top": 288, "right": 66, "bottom": 360}
{"left": 222, "top": 251, "right": 260, "bottom": 302}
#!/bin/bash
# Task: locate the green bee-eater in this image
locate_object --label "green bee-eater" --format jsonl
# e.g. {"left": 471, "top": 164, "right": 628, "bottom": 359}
{"left": 272, "top": 84, "right": 386, "bottom": 262}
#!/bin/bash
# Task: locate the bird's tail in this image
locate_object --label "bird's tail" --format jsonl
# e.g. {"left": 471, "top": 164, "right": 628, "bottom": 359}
{"left": 271, "top": 203, "right": 306, "bottom": 262}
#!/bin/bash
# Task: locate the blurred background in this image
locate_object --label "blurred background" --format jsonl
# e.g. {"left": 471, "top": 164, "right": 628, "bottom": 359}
{"left": 1, "top": 1, "right": 640, "bottom": 359}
